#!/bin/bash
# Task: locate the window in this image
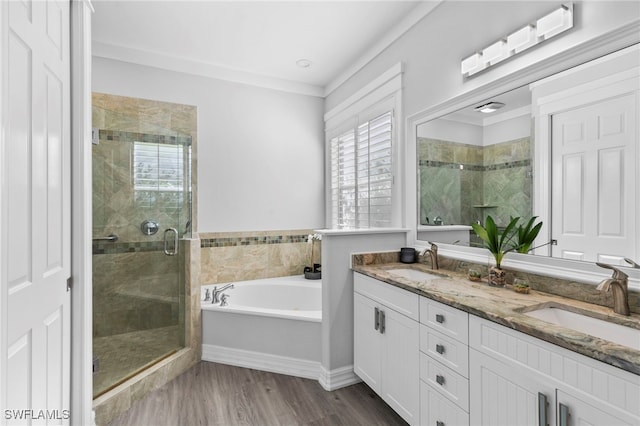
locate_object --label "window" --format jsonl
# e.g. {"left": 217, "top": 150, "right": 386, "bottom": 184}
{"left": 325, "top": 63, "right": 402, "bottom": 229}
{"left": 330, "top": 111, "right": 393, "bottom": 228}
{"left": 133, "top": 141, "right": 188, "bottom": 209}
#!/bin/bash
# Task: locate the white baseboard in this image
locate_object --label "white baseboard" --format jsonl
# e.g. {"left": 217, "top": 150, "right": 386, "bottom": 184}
{"left": 202, "top": 344, "right": 322, "bottom": 380}
{"left": 319, "top": 365, "right": 361, "bottom": 391}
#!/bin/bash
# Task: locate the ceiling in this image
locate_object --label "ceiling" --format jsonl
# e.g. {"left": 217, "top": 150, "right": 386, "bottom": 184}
{"left": 91, "top": 1, "right": 439, "bottom": 97}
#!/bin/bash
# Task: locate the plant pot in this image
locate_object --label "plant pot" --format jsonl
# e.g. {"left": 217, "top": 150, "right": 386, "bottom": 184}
{"left": 488, "top": 266, "right": 506, "bottom": 287}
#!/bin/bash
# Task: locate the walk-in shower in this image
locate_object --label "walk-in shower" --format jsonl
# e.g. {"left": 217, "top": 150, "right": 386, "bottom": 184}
{"left": 91, "top": 94, "right": 196, "bottom": 398}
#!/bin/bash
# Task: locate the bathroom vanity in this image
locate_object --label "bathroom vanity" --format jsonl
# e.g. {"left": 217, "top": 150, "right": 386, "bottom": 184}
{"left": 352, "top": 257, "right": 640, "bottom": 426}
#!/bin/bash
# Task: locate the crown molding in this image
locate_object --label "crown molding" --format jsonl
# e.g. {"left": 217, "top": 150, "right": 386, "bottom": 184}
{"left": 323, "top": 0, "right": 443, "bottom": 98}
{"left": 92, "top": 40, "right": 325, "bottom": 98}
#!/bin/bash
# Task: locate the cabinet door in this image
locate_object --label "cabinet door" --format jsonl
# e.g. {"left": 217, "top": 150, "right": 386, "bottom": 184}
{"left": 470, "top": 349, "right": 555, "bottom": 426}
{"left": 381, "top": 306, "right": 420, "bottom": 425}
{"left": 556, "top": 390, "right": 637, "bottom": 426}
{"left": 354, "top": 292, "right": 382, "bottom": 393}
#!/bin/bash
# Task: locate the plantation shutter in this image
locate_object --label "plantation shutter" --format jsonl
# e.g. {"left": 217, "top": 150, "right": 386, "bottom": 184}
{"left": 330, "top": 111, "right": 393, "bottom": 228}
{"left": 133, "top": 141, "right": 186, "bottom": 209}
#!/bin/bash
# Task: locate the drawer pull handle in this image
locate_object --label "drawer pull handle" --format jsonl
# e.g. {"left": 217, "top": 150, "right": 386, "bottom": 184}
{"left": 435, "top": 374, "right": 445, "bottom": 385}
{"left": 374, "top": 307, "right": 380, "bottom": 331}
{"left": 436, "top": 344, "right": 445, "bottom": 354}
{"left": 436, "top": 422, "right": 445, "bottom": 426}
{"left": 435, "top": 314, "right": 445, "bottom": 323}
{"left": 379, "top": 310, "right": 386, "bottom": 334}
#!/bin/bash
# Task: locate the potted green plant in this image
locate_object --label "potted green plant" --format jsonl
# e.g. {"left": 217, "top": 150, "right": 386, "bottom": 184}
{"left": 471, "top": 216, "right": 519, "bottom": 286}
{"left": 514, "top": 216, "right": 543, "bottom": 254}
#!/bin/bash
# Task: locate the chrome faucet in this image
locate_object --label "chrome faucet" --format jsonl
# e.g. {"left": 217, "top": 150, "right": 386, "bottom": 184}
{"left": 624, "top": 257, "right": 640, "bottom": 269}
{"left": 212, "top": 283, "right": 234, "bottom": 304}
{"left": 420, "top": 242, "right": 439, "bottom": 270}
{"left": 596, "top": 262, "right": 630, "bottom": 316}
{"left": 220, "top": 293, "right": 230, "bottom": 307}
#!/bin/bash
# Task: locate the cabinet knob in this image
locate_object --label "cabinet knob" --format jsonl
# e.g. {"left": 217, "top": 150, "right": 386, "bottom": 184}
{"left": 436, "top": 344, "right": 445, "bottom": 354}
{"left": 435, "top": 374, "right": 445, "bottom": 385}
{"left": 435, "top": 314, "right": 445, "bottom": 323}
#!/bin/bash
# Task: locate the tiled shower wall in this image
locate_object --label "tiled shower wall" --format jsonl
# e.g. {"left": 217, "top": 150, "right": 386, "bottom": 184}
{"left": 200, "top": 229, "right": 319, "bottom": 284}
{"left": 418, "top": 137, "right": 532, "bottom": 227}
{"left": 92, "top": 93, "right": 197, "bottom": 337}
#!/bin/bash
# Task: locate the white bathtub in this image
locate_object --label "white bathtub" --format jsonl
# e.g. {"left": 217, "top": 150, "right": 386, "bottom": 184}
{"left": 201, "top": 275, "right": 322, "bottom": 379}
{"left": 201, "top": 275, "right": 321, "bottom": 322}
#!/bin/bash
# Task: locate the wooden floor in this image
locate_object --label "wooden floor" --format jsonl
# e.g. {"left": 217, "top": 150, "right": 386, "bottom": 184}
{"left": 107, "top": 361, "right": 408, "bottom": 426}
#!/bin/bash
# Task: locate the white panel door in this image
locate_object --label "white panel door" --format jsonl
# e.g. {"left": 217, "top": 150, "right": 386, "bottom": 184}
{"left": 1, "top": 0, "right": 71, "bottom": 423}
{"left": 551, "top": 91, "right": 637, "bottom": 264}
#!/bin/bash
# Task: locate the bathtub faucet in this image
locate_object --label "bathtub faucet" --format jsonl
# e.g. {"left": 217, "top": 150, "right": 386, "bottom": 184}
{"left": 212, "top": 283, "right": 235, "bottom": 304}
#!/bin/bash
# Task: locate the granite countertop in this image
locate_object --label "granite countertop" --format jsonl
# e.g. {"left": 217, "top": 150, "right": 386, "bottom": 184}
{"left": 352, "top": 261, "right": 640, "bottom": 376}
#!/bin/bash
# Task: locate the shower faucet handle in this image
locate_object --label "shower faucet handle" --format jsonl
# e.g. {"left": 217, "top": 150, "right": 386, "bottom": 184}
{"left": 220, "top": 294, "right": 230, "bottom": 307}
{"left": 203, "top": 288, "right": 211, "bottom": 302}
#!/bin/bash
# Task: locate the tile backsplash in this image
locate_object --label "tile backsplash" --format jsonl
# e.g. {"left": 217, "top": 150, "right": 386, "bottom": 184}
{"left": 199, "top": 229, "right": 319, "bottom": 284}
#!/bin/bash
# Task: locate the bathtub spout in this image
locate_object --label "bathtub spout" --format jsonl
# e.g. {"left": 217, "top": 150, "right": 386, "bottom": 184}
{"left": 212, "top": 283, "right": 234, "bottom": 304}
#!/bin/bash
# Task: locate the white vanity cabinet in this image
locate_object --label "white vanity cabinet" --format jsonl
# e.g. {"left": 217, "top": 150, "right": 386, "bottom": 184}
{"left": 353, "top": 273, "right": 420, "bottom": 425}
{"left": 469, "top": 316, "right": 640, "bottom": 426}
{"left": 353, "top": 272, "right": 640, "bottom": 426}
{"left": 419, "top": 297, "right": 470, "bottom": 426}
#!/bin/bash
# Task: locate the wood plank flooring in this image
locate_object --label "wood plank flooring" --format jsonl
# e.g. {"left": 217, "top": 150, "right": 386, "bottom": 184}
{"left": 107, "top": 361, "right": 408, "bottom": 426}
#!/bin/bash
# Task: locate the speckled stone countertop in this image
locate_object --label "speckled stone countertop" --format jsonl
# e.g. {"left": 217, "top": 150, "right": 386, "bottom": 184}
{"left": 352, "top": 255, "right": 640, "bottom": 376}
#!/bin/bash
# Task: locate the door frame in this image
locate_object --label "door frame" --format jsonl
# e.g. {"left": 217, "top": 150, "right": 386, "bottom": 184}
{"left": 70, "top": 1, "right": 93, "bottom": 424}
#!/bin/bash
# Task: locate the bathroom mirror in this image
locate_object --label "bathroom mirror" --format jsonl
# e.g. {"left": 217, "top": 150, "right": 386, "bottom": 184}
{"left": 416, "top": 45, "right": 639, "bottom": 268}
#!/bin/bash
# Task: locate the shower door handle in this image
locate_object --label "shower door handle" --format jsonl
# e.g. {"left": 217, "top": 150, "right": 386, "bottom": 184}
{"left": 164, "top": 228, "right": 178, "bottom": 256}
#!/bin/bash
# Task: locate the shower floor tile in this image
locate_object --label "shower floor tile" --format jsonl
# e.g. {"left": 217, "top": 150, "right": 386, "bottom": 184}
{"left": 93, "top": 325, "right": 182, "bottom": 398}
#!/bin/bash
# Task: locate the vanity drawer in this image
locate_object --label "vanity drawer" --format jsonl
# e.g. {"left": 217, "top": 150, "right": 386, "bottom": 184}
{"left": 420, "top": 352, "right": 469, "bottom": 412}
{"left": 420, "top": 297, "right": 469, "bottom": 344}
{"left": 420, "top": 380, "right": 469, "bottom": 426}
{"left": 354, "top": 273, "right": 419, "bottom": 320}
{"left": 420, "top": 324, "right": 469, "bottom": 378}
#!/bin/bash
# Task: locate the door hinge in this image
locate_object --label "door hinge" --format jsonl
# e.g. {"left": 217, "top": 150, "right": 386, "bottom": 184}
{"left": 93, "top": 357, "right": 100, "bottom": 375}
{"left": 66, "top": 277, "right": 72, "bottom": 292}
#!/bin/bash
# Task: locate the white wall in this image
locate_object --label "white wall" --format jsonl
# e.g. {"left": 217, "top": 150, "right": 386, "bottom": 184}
{"left": 418, "top": 118, "right": 482, "bottom": 146}
{"left": 325, "top": 0, "right": 639, "bottom": 232}
{"left": 326, "top": 1, "right": 640, "bottom": 117}
{"left": 483, "top": 113, "right": 531, "bottom": 146}
{"left": 93, "top": 57, "right": 325, "bottom": 232}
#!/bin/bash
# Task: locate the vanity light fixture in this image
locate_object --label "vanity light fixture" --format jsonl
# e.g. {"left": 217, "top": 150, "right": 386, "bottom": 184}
{"left": 461, "top": 3, "right": 573, "bottom": 77}
{"left": 474, "top": 102, "right": 505, "bottom": 113}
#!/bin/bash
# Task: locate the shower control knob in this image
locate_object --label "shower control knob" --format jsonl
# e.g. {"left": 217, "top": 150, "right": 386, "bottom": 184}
{"left": 140, "top": 220, "right": 159, "bottom": 236}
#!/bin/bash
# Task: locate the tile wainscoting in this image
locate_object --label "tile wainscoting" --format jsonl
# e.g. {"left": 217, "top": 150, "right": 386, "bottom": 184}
{"left": 199, "top": 229, "right": 319, "bottom": 284}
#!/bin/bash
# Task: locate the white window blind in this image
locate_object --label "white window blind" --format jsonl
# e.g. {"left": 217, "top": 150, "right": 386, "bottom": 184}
{"left": 330, "top": 111, "right": 393, "bottom": 228}
{"left": 133, "top": 141, "right": 186, "bottom": 208}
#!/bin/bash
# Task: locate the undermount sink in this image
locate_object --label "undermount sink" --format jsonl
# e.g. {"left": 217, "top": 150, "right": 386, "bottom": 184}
{"left": 522, "top": 304, "right": 640, "bottom": 351}
{"left": 387, "top": 268, "right": 441, "bottom": 282}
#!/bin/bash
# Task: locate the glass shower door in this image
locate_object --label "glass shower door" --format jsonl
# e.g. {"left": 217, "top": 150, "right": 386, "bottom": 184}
{"left": 92, "top": 104, "right": 192, "bottom": 398}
